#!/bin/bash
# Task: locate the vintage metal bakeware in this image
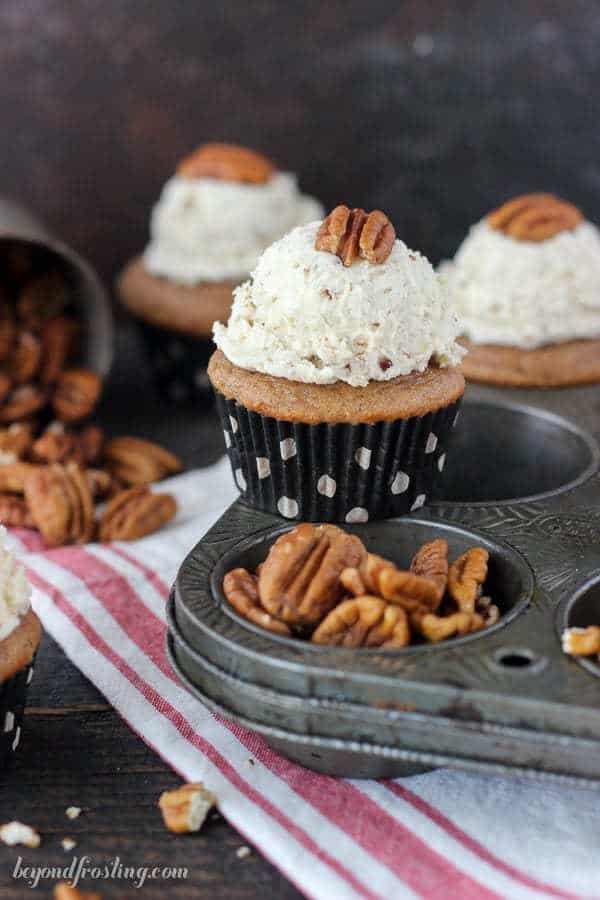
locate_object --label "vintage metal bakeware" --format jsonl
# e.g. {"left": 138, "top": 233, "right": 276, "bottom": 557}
{"left": 168, "top": 382, "right": 600, "bottom": 785}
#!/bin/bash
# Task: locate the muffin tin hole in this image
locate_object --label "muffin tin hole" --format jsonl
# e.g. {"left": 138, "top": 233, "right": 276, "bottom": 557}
{"left": 561, "top": 577, "right": 600, "bottom": 677}
{"left": 491, "top": 648, "right": 545, "bottom": 673}
{"left": 211, "top": 517, "right": 535, "bottom": 653}
{"left": 432, "top": 401, "right": 599, "bottom": 505}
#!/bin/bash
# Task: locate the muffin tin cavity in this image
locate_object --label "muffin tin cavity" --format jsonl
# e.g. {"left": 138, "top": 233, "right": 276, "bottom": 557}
{"left": 208, "top": 517, "right": 534, "bottom": 655}
{"left": 561, "top": 577, "right": 600, "bottom": 678}
{"left": 433, "top": 400, "right": 599, "bottom": 505}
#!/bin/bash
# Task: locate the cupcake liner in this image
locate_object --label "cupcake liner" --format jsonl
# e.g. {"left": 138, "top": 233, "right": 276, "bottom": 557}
{"left": 136, "top": 321, "right": 215, "bottom": 407}
{"left": 215, "top": 390, "right": 462, "bottom": 523}
{"left": 0, "top": 657, "right": 36, "bottom": 769}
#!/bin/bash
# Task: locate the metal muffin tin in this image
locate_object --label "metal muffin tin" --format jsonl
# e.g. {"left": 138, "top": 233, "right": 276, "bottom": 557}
{"left": 168, "top": 381, "right": 600, "bottom": 786}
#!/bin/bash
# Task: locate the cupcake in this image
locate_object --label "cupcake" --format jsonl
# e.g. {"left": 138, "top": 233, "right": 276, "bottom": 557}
{"left": 0, "top": 526, "right": 41, "bottom": 768}
{"left": 442, "top": 193, "right": 600, "bottom": 387}
{"left": 208, "top": 205, "right": 465, "bottom": 522}
{"left": 117, "top": 143, "right": 323, "bottom": 404}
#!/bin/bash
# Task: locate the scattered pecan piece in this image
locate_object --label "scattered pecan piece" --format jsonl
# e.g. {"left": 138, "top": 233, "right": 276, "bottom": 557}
{"left": 99, "top": 485, "right": 177, "bottom": 541}
{"left": 158, "top": 782, "right": 216, "bottom": 834}
{"left": 32, "top": 423, "right": 104, "bottom": 466}
{"left": 562, "top": 625, "right": 600, "bottom": 657}
{"left": 17, "top": 271, "right": 69, "bottom": 327}
{"left": 24, "top": 464, "right": 73, "bottom": 547}
{"left": 258, "top": 523, "right": 366, "bottom": 626}
{"left": 447, "top": 547, "right": 489, "bottom": 613}
{"left": 411, "top": 609, "right": 485, "bottom": 643}
{"left": 39, "top": 315, "right": 78, "bottom": 384}
{"left": 0, "top": 495, "right": 35, "bottom": 528}
{"left": 0, "top": 461, "right": 36, "bottom": 493}
{"left": 315, "top": 205, "right": 395, "bottom": 266}
{"left": 11, "top": 331, "right": 42, "bottom": 383}
{"left": 223, "top": 567, "right": 291, "bottom": 635}
{"left": 0, "top": 423, "right": 34, "bottom": 459}
{"left": 0, "top": 384, "right": 47, "bottom": 421}
{"left": 487, "top": 193, "right": 583, "bottom": 241}
{"left": 54, "top": 884, "right": 102, "bottom": 900}
{"left": 85, "top": 467, "right": 118, "bottom": 500}
{"left": 104, "top": 436, "right": 182, "bottom": 485}
{"left": 52, "top": 368, "right": 102, "bottom": 423}
{"left": 177, "top": 143, "right": 275, "bottom": 184}
{"left": 65, "top": 462, "right": 96, "bottom": 543}
{"left": 410, "top": 539, "right": 448, "bottom": 610}
{"left": 312, "top": 596, "right": 410, "bottom": 648}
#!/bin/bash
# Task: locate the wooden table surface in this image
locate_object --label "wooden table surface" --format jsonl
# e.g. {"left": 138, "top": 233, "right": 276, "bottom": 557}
{"left": 0, "top": 323, "right": 303, "bottom": 900}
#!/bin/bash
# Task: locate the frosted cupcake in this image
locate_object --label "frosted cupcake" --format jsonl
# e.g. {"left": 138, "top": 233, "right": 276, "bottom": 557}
{"left": 442, "top": 193, "right": 600, "bottom": 387}
{"left": 208, "top": 205, "right": 465, "bottom": 522}
{"left": 0, "top": 526, "right": 41, "bottom": 768}
{"left": 117, "top": 143, "right": 323, "bottom": 404}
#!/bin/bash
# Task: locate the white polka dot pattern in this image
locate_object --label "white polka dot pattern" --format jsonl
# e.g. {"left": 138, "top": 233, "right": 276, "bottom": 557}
{"left": 391, "top": 471, "right": 410, "bottom": 495}
{"left": 411, "top": 494, "right": 426, "bottom": 511}
{"left": 317, "top": 475, "right": 337, "bottom": 498}
{"left": 437, "top": 453, "right": 446, "bottom": 472}
{"left": 229, "top": 415, "right": 239, "bottom": 434}
{"left": 234, "top": 468, "right": 247, "bottom": 492}
{"left": 256, "top": 458, "right": 271, "bottom": 479}
{"left": 223, "top": 430, "right": 232, "bottom": 449}
{"left": 279, "top": 438, "right": 297, "bottom": 460}
{"left": 277, "top": 496, "right": 299, "bottom": 518}
{"left": 11, "top": 726, "right": 21, "bottom": 751}
{"left": 345, "top": 507, "right": 369, "bottom": 523}
{"left": 425, "top": 432, "right": 438, "bottom": 454}
{"left": 354, "top": 447, "right": 372, "bottom": 470}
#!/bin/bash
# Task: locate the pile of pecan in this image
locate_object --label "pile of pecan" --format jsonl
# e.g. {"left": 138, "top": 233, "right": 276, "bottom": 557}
{"left": 0, "top": 424, "right": 180, "bottom": 545}
{"left": 223, "top": 524, "right": 498, "bottom": 648}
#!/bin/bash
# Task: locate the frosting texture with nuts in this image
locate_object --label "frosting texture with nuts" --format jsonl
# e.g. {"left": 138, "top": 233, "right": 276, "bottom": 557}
{"left": 143, "top": 173, "right": 323, "bottom": 285}
{"left": 442, "top": 219, "right": 600, "bottom": 349}
{"left": 213, "top": 221, "right": 464, "bottom": 387}
{"left": 0, "top": 526, "right": 31, "bottom": 641}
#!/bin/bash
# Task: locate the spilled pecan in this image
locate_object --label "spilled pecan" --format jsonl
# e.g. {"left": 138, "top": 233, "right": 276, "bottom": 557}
{"left": 32, "top": 423, "right": 104, "bottom": 466}
{"left": 0, "top": 310, "right": 15, "bottom": 362}
{"left": 315, "top": 205, "right": 395, "bottom": 266}
{"left": 177, "top": 143, "right": 275, "bottom": 184}
{"left": 487, "top": 193, "right": 583, "bottom": 241}
{"left": 52, "top": 368, "right": 102, "bottom": 422}
{"left": 11, "top": 331, "right": 42, "bottom": 383}
{"left": 312, "top": 596, "right": 410, "bottom": 648}
{"left": 0, "top": 494, "right": 35, "bottom": 528}
{"left": 0, "top": 462, "right": 36, "bottom": 493}
{"left": 39, "top": 315, "right": 78, "bottom": 384}
{"left": 85, "top": 467, "right": 119, "bottom": 500}
{"left": 223, "top": 567, "right": 291, "bottom": 636}
{"left": 99, "top": 485, "right": 177, "bottom": 541}
{"left": 104, "top": 436, "right": 182, "bottom": 485}
{"left": 0, "top": 423, "right": 34, "bottom": 459}
{"left": 447, "top": 547, "right": 489, "bottom": 613}
{"left": 0, "top": 384, "right": 47, "bottom": 422}
{"left": 17, "top": 271, "right": 69, "bottom": 327}
{"left": 258, "top": 523, "right": 366, "bottom": 626}
{"left": 0, "top": 373, "right": 11, "bottom": 405}
{"left": 24, "top": 462, "right": 95, "bottom": 545}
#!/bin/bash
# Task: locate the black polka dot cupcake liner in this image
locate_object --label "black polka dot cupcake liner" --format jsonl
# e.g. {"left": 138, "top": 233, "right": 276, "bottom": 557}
{"left": 136, "top": 320, "right": 215, "bottom": 407}
{"left": 215, "top": 391, "right": 462, "bottom": 523}
{"left": 0, "top": 657, "right": 35, "bottom": 769}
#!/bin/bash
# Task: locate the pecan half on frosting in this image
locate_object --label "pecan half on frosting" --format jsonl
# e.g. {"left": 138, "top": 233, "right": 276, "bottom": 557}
{"left": 177, "top": 142, "right": 275, "bottom": 184}
{"left": 487, "top": 193, "right": 583, "bottom": 241}
{"left": 315, "top": 205, "right": 396, "bottom": 266}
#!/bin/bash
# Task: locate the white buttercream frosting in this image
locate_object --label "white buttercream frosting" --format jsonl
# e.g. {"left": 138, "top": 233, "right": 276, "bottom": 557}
{"left": 442, "top": 220, "right": 600, "bottom": 349}
{"left": 0, "top": 526, "right": 31, "bottom": 642}
{"left": 143, "top": 173, "right": 323, "bottom": 285}
{"left": 213, "top": 221, "right": 464, "bottom": 387}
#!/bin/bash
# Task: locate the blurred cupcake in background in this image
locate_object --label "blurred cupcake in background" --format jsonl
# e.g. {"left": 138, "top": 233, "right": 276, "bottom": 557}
{"left": 117, "top": 143, "right": 323, "bottom": 405}
{"left": 441, "top": 193, "right": 600, "bottom": 387}
{"left": 0, "top": 526, "right": 41, "bottom": 768}
{"left": 209, "top": 205, "right": 465, "bottom": 522}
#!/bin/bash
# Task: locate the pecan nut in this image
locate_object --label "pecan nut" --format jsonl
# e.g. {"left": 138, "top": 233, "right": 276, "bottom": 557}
{"left": 447, "top": 547, "right": 489, "bottom": 613}
{"left": 54, "top": 883, "right": 102, "bottom": 900}
{"left": 0, "top": 373, "right": 11, "bottom": 405}
{"left": 32, "top": 423, "right": 104, "bottom": 466}
{"left": 52, "top": 368, "right": 102, "bottom": 422}
{"left": 24, "top": 463, "right": 95, "bottom": 546}
{"left": 0, "top": 310, "right": 15, "bottom": 362}
{"left": 0, "top": 495, "right": 35, "bottom": 528}
{"left": 342, "top": 552, "right": 440, "bottom": 612}
{"left": 99, "top": 485, "right": 177, "bottom": 541}
{"left": 562, "top": 625, "right": 600, "bottom": 657}
{"left": 39, "top": 315, "right": 78, "bottom": 384}
{"left": 0, "top": 462, "right": 36, "bottom": 493}
{"left": 258, "top": 523, "right": 366, "bottom": 626}
{"left": 410, "top": 538, "right": 448, "bottom": 610}
{"left": 103, "top": 436, "right": 182, "bottom": 485}
{"left": 0, "top": 384, "right": 47, "bottom": 421}
{"left": 487, "top": 193, "right": 583, "bottom": 242}
{"left": 158, "top": 782, "right": 216, "bottom": 834}
{"left": 411, "top": 609, "right": 484, "bottom": 643}
{"left": 312, "top": 596, "right": 410, "bottom": 648}
{"left": 223, "top": 568, "right": 291, "bottom": 636}
{"left": 0, "top": 423, "right": 34, "bottom": 459}
{"left": 315, "top": 205, "right": 395, "bottom": 266}
{"left": 177, "top": 143, "right": 275, "bottom": 184}
{"left": 11, "top": 331, "right": 42, "bottom": 383}
{"left": 17, "top": 271, "right": 69, "bottom": 327}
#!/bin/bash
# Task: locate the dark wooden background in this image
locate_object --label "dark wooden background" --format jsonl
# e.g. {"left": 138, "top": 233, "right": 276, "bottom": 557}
{"left": 2, "top": 0, "right": 600, "bottom": 283}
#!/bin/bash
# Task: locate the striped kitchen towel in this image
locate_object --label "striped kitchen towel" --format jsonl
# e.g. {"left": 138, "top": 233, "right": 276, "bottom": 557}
{"left": 9, "top": 457, "right": 599, "bottom": 900}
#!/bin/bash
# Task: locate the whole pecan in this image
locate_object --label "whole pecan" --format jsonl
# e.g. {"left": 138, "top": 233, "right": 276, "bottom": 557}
{"left": 24, "top": 464, "right": 73, "bottom": 546}
{"left": 103, "top": 436, "right": 182, "bottom": 485}
{"left": 411, "top": 609, "right": 484, "bottom": 643}
{"left": 99, "top": 485, "right": 177, "bottom": 541}
{"left": 17, "top": 271, "right": 69, "bottom": 327}
{"left": 0, "top": 461, "right": 36, "bottom": 493}
{"left": 447, "top": 547, "right": 489, "bottom": 613}
{"left": 177, "top": 143, "right": 275, "bottom": 184}
{"left": 11, "top": 331, "right": 42, "bottom": 383}
{"left": 39, "top": 315, "right": 78, "bottom": 384}
{"left": 315, "top": 205, "right": 395, "bottom": 266}
{"left": 312, "top": 596, "right": 410, "bottom": 648}
{"left": 0, "top": 422, "right": 35, "bottom": 459}
{"left": 0, "top": 384, "right": 47, "bottom": 422}
{"left": 410, "top": 539, "right": 448, "bottom": 610}
{"left": 52, "top": 368, "right": 102, "bottom": 422}
{"left": 487, "top": 193, "right": 583, "bottom": 242}
{"left": 0, "top": 494, "right": 35, "bottom": 528}
{"left": 258, "top": 523, "right": 366, "bottom": 626}
{"left": 223, "top": 567, "right": 291, "bottom": 636}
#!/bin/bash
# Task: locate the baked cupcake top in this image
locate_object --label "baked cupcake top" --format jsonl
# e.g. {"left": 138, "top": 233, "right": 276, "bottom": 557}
{"left": 442, "top": 193, "right": 600, "bottom": 349}
{"left": 213, "top": 205, "right": 464, "bottom": 388}
{"left": 143, "top": 143, "right": 323, "bottom": 286}
{"left": 0, "top": 526, "right": 31, "bottom": 642}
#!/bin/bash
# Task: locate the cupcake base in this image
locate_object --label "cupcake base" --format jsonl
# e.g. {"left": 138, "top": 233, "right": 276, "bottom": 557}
{"left": 0, "top": 610, "right": 42, "bottom": 769}
{"left": 461, "top": 338, "right": 600, "bottom": 388}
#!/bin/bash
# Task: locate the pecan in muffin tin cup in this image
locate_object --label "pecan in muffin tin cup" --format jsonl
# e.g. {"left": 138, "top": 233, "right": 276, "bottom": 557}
{"left": 215, "top": 391, "right": 462, "bottom": 523}
{"left": 0, "top": 656, "right": 36, "bottom": 769}
{"left": 0, "top": 196, "right": 113, "bottom": 378}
